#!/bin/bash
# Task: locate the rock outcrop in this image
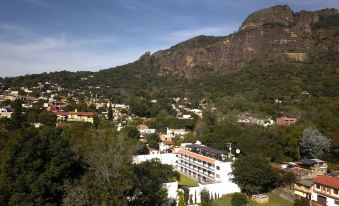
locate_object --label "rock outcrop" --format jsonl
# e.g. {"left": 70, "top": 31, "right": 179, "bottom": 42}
{"left": 137, "top": 5, "right": 338, "bottom": 79}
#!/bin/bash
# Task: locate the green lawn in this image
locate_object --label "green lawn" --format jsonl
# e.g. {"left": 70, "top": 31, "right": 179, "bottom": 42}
{"left": 212, "top": 193, "right": 293, "bottom": 206}
{"left": 178, "top": 174, "right": 199, "bottom": 187}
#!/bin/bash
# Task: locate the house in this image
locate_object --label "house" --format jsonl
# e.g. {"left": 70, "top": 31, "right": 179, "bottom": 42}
{"left": 159, "top": 128, "right": 188, "bottom": 142}
{"left": 137, "top": 124, "right": 156, "bottom": 138}
{"left": 297, "top": 159, "right": 328, "bottom": 179}
{"left": 159, "top": 141, "right": 173, "bottom": 154}
{"left": 54, "top": 110, "right": 95, "bottom": 123}
{"left": 311, "top": 175, "right": 339, "bottom": 206}
{"left": 280, "top": 159, "right": 327, "bottom": 180}
{"left": 177, "top": 114, "right": 193, "bottom": 120}
{"left": 276, "top": 116, "right": 297, "bottom": 126}
{"left": 237, "top": 113, "right": 275, "bottom": 127}
{"left": 48, "top": 105, "right": 65, "bottom": 112}
{"left": 0, "top": 111, "right": 12, "bottom": 119}
{"left": 190, "top": 109, "right": 203, "bottom": 118}
{"left": 293, "top": 179, "right": 313, "bottom": 200}
{"left": 166, "top": 128, "right": 188, "bottom": 139}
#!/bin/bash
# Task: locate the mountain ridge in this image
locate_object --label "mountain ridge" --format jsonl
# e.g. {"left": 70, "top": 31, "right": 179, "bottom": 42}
{"left": 134, "top": 5, "right": 338, "bottom": 79}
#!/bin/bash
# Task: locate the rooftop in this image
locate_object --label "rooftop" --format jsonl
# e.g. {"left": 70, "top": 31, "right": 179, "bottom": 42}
{"left": 314, "top": 175, "right": 339, "bottom": 189}
{"left": 295, "top": 179, "right": 314, "bottom": 187}
{"left": 186, "top": 144, "right": 226, "bottom": 155}
{"left": 298, "top": 159, "right": 326, "bottom": 167}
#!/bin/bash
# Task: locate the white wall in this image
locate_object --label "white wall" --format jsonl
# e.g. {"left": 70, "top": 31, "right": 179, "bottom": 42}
{"left": 187, "top": 162, "right": 240, "bottom": 203}
{"left": 133, "top": 154, "right": 177, "bottom": 165}
{"left": 163, "top": 182, "right": 178, "bottom": 200}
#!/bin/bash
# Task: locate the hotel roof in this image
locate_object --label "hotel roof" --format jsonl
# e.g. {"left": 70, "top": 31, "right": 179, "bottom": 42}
{"left": 186, "top": 144, "right": 226, "bottom": 155}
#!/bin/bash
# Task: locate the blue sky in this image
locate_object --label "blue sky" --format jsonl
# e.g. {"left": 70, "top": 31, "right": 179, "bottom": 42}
{"left": 0, "top": 0, "right": 338, "bottom": 77}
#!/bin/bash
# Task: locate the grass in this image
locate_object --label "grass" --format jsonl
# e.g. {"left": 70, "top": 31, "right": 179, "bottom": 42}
{"left": 212, "top": 193, "right": 293, "bottom": 206}
{"left": 178, "top": 174, "right": 199, "bottom": 187}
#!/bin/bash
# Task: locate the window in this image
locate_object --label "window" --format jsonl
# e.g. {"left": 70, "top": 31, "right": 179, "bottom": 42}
{"left": 316, "top": 184, "right": 320, "bottom": 189}
{"left": 216, "top": 166, "right": 220, "bottom": 170}
{"left": 335, "top": 200, "right": 339, "bottom": 205}
{"left": 334, "top": 189, "right": 338, "bottom": 195}
{"left": 216, "top": 174, "right": 220, "bottom": 178}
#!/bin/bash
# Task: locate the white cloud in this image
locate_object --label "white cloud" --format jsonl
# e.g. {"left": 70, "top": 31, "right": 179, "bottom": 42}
{"left": 0, "top": 31, "right": 146, "bottom": 77}
{"left": 162, "top": 24, "right": 239, "bottom": 43}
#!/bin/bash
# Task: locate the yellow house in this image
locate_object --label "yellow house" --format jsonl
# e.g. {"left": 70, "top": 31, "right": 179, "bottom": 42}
{"left": 54, "top": 111, "right": 95, "bottom": 123}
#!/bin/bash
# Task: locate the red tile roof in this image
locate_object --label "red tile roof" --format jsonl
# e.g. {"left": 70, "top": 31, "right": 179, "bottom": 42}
{"left": 314, "top": 175, "right": 339, "bottom": 189}
{"left": 179, "top": 148, "right": 215, "bottom": 164}
{"left": 53, "top": 112, "right": 95, "bottom": 116}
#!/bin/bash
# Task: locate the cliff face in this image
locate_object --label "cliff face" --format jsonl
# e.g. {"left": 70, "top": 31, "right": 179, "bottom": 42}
{"left": 139, "top": 5, "right": 339, "bottom": 78}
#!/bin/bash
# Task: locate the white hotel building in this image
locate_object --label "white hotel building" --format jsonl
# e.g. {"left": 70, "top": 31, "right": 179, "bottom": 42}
{"left": 133, "top": 142, "right": 240, "bottom": 203}
{"left": 175, "top": 143, "right": 232, "bottom": 183}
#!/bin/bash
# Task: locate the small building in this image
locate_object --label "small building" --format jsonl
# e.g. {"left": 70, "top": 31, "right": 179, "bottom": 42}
{"left": 293, "top": 179, "right": 313, "bottom": 200}
{"left": 311, "top": 175, "right": 339, "bottom": 206}
{"left": 138, "top": 124, "right": 156, "bottom": 138}
{"left": 276, "top": 116, "right": 297, "bottom": 126}
{"left": 166, "top": 128, "right": 187, "bottom": 139}
{"left": 48, "top": 105, "right": 64, "bottom": 112}
{"left": 159, "top": 141, "right": 173, "bottom": 154}
{"left": 298, "top": 159, "right": 328, "bottom": 178}
{"left": 252, "top": 194, "right": 269, "bottom": 204}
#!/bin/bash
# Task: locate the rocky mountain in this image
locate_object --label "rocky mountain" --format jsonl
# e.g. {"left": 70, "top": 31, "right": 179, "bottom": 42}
{"left": 138, "top": 5, "right": 338, "bottom": 78}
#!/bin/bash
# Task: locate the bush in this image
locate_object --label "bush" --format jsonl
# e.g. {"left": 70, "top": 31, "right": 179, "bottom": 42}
{"left": 294, "top": 198, "right": 309, "bottom": 206}
{"left": 231, "top": 193, "right": 248, "bottom": 206}
{"left": 200, "top": 189, "right": 212, "bottom": 206}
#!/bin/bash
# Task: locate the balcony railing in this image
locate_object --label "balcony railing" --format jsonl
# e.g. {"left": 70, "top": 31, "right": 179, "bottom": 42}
{"left": 178, "top": 155, "right": 215, "bottom": 171}
{"left": 176, "top": 162, "right": 215, "bottom": 179}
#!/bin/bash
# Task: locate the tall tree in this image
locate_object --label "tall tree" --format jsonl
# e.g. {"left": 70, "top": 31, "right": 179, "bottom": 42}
{"left": 300, "top": 128, "right": 331, "bottom": 158}
{"left": 232, "top": 154, "right": 277, "bottom": 194}
{"left": 63, "top": 130, "right": 137, "bottom": 206}
{"left": 0, "top": 127, "right": 79, "bottom": 205}
{"left": 107, "top": 103, "right": 113, "bottom": 121}
{"left": 231, "top": 193, "right": 248, "bottom": 206}
{"left": 130, "top": 159, "right": 180, "bottom": 206}
{"left": 200, "top": 189, "right": 212, "bottom": 206}
{"left": 7, "top": 99, "right": 23, "bottom": 130}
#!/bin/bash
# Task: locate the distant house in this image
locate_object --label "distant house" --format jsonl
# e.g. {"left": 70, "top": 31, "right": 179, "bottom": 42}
{"left": 311, "top": 175, "right": 339, "bottom": 206}
{"left": 166, "top": 128, "right": 187, "bottom": 139}
{"left": 190, "top": 109, "right": 203, "bottom": 118}
{"left": 137, "top": 124, "right": 156, "bottom": 138}
{"left": 159, "top": 140, "right": 173, "bottom": 154}
{"left": 48, "top": 105, "right": 65, "bottom": 112}
{"left": 54, "top": 110, "right": 95, "bottom": 123}
{"left": 276, "top": 116, "right": 297, "bottom": 126}
{"left": 237, "top": 113, "right": 274, "bottom": 127}
{"left": 297, "top": 159, "right": 328, "bottom": 178}
{"left": 279, "top": 159, "right": 328, "bottom": 180}
{"left": 0, "top": 111, "right": 12, "bottom": 119}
